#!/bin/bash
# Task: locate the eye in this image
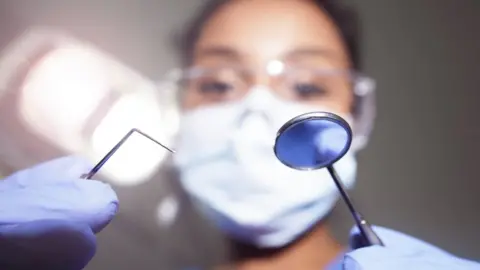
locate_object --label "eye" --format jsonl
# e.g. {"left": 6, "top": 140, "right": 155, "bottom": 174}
{"left": 199, "top": 80, "right": 233, "bottom": 95}
{"left": 293, "top": 83, "right": 328, "bottom": 99}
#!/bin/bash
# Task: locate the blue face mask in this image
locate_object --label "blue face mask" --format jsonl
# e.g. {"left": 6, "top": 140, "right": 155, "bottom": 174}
{"left": 173, "top": 87, "right": 358, "bottom": 248}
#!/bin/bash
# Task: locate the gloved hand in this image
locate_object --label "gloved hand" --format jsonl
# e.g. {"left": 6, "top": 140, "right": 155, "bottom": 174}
{"left": 0, "top": 156, "right": 118, "bottom": 270}
{"left": 344, "top": 226, "right": 479, "bottom": 270}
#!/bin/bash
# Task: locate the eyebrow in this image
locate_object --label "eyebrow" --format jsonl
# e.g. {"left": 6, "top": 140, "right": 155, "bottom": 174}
{"left": 195, "top": 46, "right": 241, "bottom": 61}
{"left": 195, "top": 46, "right": 337, "bottom": 63}
{"left": 285, "top": 48, "right": 336, "bottom": 59}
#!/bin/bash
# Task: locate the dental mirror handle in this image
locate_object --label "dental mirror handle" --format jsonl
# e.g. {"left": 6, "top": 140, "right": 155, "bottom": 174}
{"left": 326, "top": 166, "right": 384, "bottom": 248}
{"left": 352, "top": 216, "right": 384, "bottom": 248}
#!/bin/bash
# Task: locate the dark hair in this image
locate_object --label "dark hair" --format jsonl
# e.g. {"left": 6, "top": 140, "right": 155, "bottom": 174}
{"left": 174, "top": 0, "right": 362, "bottom": 70}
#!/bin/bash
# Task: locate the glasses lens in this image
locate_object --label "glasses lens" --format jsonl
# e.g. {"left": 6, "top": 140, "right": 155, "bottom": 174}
{"left": 180, "top": 67, "right": 355, "bottom": 107}
{"left": 182, "top": 67, "right": 249, "bottom": 106}
{"left": 276, "top": 69, "right": 352, "bottom": 108}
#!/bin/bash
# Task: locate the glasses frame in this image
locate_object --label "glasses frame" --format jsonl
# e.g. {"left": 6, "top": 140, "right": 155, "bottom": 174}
{"left": 162, "top": 63, "right": 377, "bottom": 151}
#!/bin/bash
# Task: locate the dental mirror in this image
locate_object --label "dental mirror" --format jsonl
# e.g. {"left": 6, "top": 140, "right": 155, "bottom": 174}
{"left": 274, "top": 112, "right": 384, "bottom": 248}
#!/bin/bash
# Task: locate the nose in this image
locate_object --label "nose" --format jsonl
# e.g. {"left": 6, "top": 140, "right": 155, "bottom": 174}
{"left": 235, "top": 87, "right": 278, "bottom": 132}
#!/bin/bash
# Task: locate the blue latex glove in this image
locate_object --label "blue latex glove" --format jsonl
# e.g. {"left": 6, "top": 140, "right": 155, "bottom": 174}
{"left": 0, "top": 156, "right": 118, "bottom": 270}
{"left": 344, "top": 226, "right": 480, "bottom": 270}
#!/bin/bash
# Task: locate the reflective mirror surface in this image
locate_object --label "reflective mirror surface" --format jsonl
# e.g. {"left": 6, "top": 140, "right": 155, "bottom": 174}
{"left": 274, "top": 112, "right": 352, "bottom": 170}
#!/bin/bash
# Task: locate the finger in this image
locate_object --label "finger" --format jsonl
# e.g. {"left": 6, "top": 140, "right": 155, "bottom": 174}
{"left": 0, "top": 219, "right": 96, "bottom": 270}
{"left": 0, "top": 180, "right": 119, "bottom": 234}
{"left": 69, "top": 180, "right": 119, "bottom": 233}
{"left": 5, "top": 156, "right": 94, "bottom": 187}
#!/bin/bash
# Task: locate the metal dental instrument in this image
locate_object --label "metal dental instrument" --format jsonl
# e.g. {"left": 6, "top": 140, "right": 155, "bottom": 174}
{"left": 273, "top": 111, "right": 384, "bottom": 248}
{"left": 80, "top": 128, "right": 175, "bottom": 180}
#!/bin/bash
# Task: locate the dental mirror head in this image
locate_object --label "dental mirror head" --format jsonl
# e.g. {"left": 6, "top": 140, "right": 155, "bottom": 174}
{"left": 273, "top": 111, "right": 384, "bottom": 248}
{"left": 274, "top": 111, "right": 352, "bottom": 171}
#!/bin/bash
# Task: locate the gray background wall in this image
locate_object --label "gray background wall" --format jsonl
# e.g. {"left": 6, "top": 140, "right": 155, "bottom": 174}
{"left": 0, "top": 0, "right": 479, "bottom": 268}
{"left": 349, "top": 0, "right": 480, "bottom": 258}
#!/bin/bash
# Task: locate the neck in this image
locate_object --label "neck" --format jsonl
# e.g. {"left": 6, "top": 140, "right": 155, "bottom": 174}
{"left": 222, "top": 224, "right": 344, "bottom": 270}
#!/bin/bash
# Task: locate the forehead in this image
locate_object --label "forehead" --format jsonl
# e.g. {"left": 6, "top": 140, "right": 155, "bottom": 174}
{"left": 194, "top": 0, "right": 350, "bottom": 68}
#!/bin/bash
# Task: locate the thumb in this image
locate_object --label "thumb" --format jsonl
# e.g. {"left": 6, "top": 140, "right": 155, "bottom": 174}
{"left": 5, "top": 156, "right": 94, "bottom": 187}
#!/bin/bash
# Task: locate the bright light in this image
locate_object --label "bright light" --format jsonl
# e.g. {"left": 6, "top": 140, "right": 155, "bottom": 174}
{"left": 156, "top": 195, "right": 179, "bottom": 228}
{"left": 0, "top": 28, "right": 180, "bottom": 182}
{"left": 19, "top": 45, "right": 110, "bottom": 153}
{"left": 266, "top": 60, "right": 285, "bottom": 76}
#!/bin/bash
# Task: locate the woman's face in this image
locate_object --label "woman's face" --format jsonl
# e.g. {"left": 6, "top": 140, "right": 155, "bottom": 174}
{"left": 182, "top": 0, "right": 354, "bottom": 114}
